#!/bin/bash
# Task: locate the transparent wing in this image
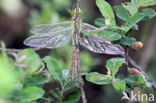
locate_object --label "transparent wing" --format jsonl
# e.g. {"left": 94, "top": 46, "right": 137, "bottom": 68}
{"left": 30, "top": 21, "right": 71, "bottom": 35}
{"left": 79, "top": 36, "right": 125, "bottom": 56}
{"left": 24, "top": 28, "right": 72, "bottom": 49}
{"left": 81, "top": 23, "right": 98, "bottom": 33}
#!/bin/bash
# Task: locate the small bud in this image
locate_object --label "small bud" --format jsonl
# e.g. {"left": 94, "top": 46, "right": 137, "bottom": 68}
{"left": 129, "top": 68, "right": 142, "bottom": 75}
{"left": 131, "top": 41, "right": 143, "bottom": 50}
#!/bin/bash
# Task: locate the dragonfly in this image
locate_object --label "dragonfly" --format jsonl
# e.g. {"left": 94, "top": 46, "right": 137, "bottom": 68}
{"left": 24, "top": 0, "right": 124, "bottom": 102}
{"left": 23, "top": 0, "right": 125, "bottom": 82}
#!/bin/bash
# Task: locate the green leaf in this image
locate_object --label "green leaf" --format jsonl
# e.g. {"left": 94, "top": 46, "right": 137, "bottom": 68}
{"left": 85, "top": 72, "right": 112, "bottom": 85}
{"left": 97, "top": 30, "right": 122, "bottom": 41}
{"left": 43, "top": 56, "right": 62, "bottom": 82}
{"left": 140, "top": 0, "right": 156, "bottom": 7}
{"left": 122, "top": 2, "right": 139, "bottom": 16}
{"left": 112, "top": 79, "right": 126, "bottom": 91}
{"left": 16, "top": 86, "right": 44, "bottom": 102}
{"left": 96, "top": 0, "right": 116, "bottom": 26}
{"left": 116, "top": 37, "right": 136, "bottom": 46}
{"left": 114, "top": 6, "right": 130, "bottom": 21}
{"left": 124, "top": 75, "right": 146, "bottom": 84}
{"left": 23, "top": 74, "right": 49, "bottom": 86}
{"left": 94, "top": 18, "right": 105, "bottom": 27}
{"left": 18, "top": 49, "right": 42, "bottom": 74}
{"left": 0, "top": 57, "right": 16, "bottom": 98}
{"left": 141, "top": 8, "right": 156, "bottom": 21}
{"left": 62, "top": 91, "right": 81, "bottom": 103}
{"left": 106, "top": 58, "right": 125, "bottom": 76}
{"left": 123, "top": 13, "right": 145, "bottom": 32}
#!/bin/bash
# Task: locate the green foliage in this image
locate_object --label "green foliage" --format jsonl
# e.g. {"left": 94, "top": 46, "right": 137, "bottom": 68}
{"left": 124, "top": 75, "right": 146, "bottom": 85}
{"left": 0, "top": 53, "right": 16, "bottom": 98}
{"left": 62, "top": 91, "right": 81, "bottom": 103}
{"left": 112, "top": 79, "right": 126, "bottom": 91}
{"left": 97, "top": 30, "right": 122, "bottom": 41}
{"left": 141, "top": 8, "right": 156, "bottom": 21}
{"left": 123, "top": 13, "right": 145, "bottom": 32}
{"left": 18, "top": 49, "right": 42, "bottom": 74}
{"left": 96, "top": 0, "right": 116, "bottom": 26}
{"left": 122, "top": 1, "right": 139, "bottom": 16}
{"left": 114, "top": 6, "right": 130, "bottom": 21}
{"left": 94, "top": 18, "right": 105, "bottom": 27}
{"left": 0, "top": 46, "right": 80, "bottom": 103}
{"left": 106, "top": 58, "right": 125, "bottom": 76}
{"left": 23, "top": 74, "right": 49, "bottom": 86}
{"left": 15, "top": 86, "right": 45, "bottom": 103}
{"left": 115, "top": 37, "right": 136, "bottom": 46}
{"left": 140, "top": 0, "right": 156, "bottom": 7}
{"left": 86, "top": 72, "right": 112, "bottom": 85}
{"left": 43, "top": 56, "right": 62, "bottom": 82}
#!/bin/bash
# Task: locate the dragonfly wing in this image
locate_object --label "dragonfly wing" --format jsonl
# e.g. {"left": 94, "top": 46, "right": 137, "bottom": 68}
{"left": 81, "top": 23, "right": 98, "bottom": 33}
{"left": 31, "top": 21, "right": 71, "bottom": 35}
{"left": 24, "top": 28, "right": 72, "bottom": 49}
{"left": 79, "top": 36, "right": 125, "bottom": 56}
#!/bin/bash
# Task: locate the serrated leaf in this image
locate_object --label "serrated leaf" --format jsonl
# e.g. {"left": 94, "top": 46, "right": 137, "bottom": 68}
{"left": 123, "top": 13, "right": 145, "bottom": 32}
{"left": 106, "top": 58, "right": 125, "bottom": 76}
{"left": 116, "top": 37, "right": 136, "bottom": 46}
{"left": 114, "top": 6, "right": 130, "bottom": 21}
{"left": 62, "top": 91, "right": 81, "bottom": 103}
{"left": 94, "top": 18, "right": 105, "bottom": 27}
{"left": 112, "top": 79, "right": 126, "bottom": 91}
{"left": 85, "top": 72, "right": 112, "bottom": 85}
{"left": 97, "top": 30, "right": 122, "bottom": 41}
{"left": 43, "top": 56, "right": 62, "bottom": 82}
{"left": 23, "top": 74, "right": 49, "bottom": 86}
{"left": 18, "top": 49, "right": 42, "bottom": 74}
{"left": 16, "top": 86, "right": 44, "bottom": 102}
{"left": 96, "top": 0, "right": 116, "bottom": 26}
{"left": 140, "top": 0, "right": 156, "bottom": 7}
{"left": 141, "top": 8, "right": 156, "bottom": 21}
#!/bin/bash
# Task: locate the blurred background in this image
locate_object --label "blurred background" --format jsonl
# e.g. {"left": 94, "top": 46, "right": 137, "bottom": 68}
{"left": 0, "top": 0, "right": 156, "bottom": 103}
